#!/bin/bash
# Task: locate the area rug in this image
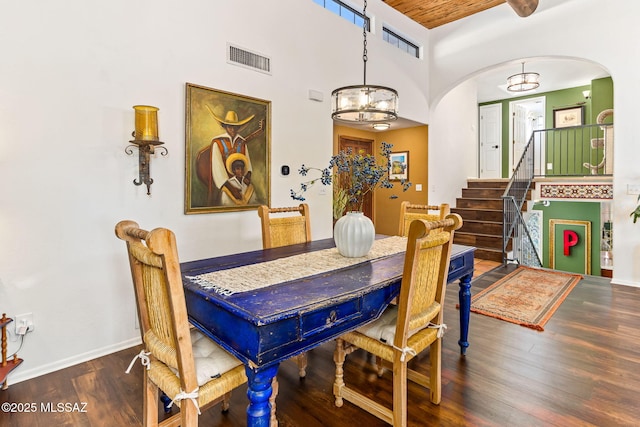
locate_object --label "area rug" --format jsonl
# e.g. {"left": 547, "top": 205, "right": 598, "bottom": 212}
{"left": 470, "top": 266, "right": 583, "bottom": 331}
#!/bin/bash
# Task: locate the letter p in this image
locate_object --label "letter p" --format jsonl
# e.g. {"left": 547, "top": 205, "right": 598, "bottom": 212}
{"left": 563, "top": 230, "right": 579, "bottom": 256}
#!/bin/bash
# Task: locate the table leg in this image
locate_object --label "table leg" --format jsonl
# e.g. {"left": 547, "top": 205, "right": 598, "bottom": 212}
{"left": 458, "top": 273, "right": 472, "bottom": 355}
{"left": 245, "top": 363, "right": 279, "bottom": 427}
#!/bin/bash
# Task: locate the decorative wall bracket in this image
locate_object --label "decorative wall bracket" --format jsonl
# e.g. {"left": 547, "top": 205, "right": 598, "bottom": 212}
{"left": 125, "top": 138, "right": 168, "bottom": 195}
{"left": 126, "top": 105, "right": 168, "bottom": 195}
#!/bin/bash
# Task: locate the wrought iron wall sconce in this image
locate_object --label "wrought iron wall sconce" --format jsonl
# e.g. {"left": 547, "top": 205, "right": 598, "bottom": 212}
{"left": 126, "top": 105, "right": 168, "bottom": 195}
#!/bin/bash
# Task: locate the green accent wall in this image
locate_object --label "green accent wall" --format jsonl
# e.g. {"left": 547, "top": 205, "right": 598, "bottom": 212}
{"left": 479, "top": 77, "right": 614, "bottom": 178}
{"left": 533, "top": 201, "right": 601, "bottom": 275}
{"left": 591, "top": 77, "right": 614, "bottom": 124}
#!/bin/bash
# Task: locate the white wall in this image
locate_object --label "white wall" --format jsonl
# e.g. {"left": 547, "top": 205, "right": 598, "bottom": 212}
{"left": 428, "top": 0, "right": 640, "bottom": 286}
{"left": 0, "top": 0, "right": 429, "bottom": 382}
{"left": 428, "top": 80, "right": 479, "bottom": 206}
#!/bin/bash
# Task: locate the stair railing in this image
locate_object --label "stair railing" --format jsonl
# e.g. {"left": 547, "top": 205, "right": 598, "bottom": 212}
{"left": 502, "top": 132, "right": 543, "bottom": 267}
{"left": 534, "top": 123, "right": 612, "bottom": 177}
{"left": 502, "top": 122, "right": 612, "bottom": 266}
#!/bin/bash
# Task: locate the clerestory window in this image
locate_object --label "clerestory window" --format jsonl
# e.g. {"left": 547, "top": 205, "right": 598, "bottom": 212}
{"left": 313, "top": 0, "right": 369, "bottom": 30}
{"left": 383, "top": 27, "right": 420, "bottom": 58}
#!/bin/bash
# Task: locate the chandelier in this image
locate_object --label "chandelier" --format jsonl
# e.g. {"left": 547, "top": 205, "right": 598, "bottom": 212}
{"left": 331, "top": 0, "right": 398, "bottom": 123}
{"left": 507, "top": 62, "right": 540, "bottom": 92}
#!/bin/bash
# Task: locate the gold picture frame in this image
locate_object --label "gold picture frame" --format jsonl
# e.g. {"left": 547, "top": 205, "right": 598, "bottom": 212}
{"left": 549, "top": 219, "right": 591, "bottom": 274}
{"left": 185, "top": 83, "right": 271, "bottom": 214}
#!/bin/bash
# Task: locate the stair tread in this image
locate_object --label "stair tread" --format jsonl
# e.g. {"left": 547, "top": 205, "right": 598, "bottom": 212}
{"left": 475, "top": 248, "right": 502, "bottom": 252}
{"left": 474, "top": 247, "right": 503, "bottom": 257}
{"left": 457, "top": 243, "right": 504, "bottom": 251}
{"left": 456, "top": 244, "right": 504, "bottom": 252}
{"left": 456, "top": 231, "right": 503, "bottom": 238}
{"left": 452, "top": 207, "right": 502, "bottom": 212}
{"left": 456, "top": 197, "right": 503, "bottom": 200}
{"left": 461, "top": 219, "right": 502, "bottom": 224}
{"left": 466, "top": 190, "right": 508, "bottom": 192}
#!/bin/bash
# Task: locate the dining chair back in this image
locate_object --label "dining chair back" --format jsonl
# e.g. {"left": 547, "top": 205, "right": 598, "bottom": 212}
{"left": 398, "top": 201, "right": 450, "bottom": 237}
{"left": 115, "top": 220, "right": 250, "bottom": 427}
{"left": 258, "top": 204, "right": 311, "bottom": 249}
{"left": 333, "top": 214, "right": 462, "bottom": 427}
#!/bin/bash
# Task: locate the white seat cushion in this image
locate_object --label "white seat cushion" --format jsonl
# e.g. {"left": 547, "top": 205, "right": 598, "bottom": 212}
{"left": 357, "top": 306, "right": 399, "bottom": 344}
{"left": 189, "top": 329, "right": 244, "bottom": 386}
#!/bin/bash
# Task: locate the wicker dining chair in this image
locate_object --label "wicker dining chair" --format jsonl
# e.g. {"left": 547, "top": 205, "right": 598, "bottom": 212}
{"left": 257, "top": 204, "right": 311, "bottom": 249}
{"left": 333, "top": 214, "right": 463, "bottom": 427}
{"left": 397, "top": 201, "right": 450, "bottom": 237}
{"left": 257, "top": 204, "right": 311, "bottom": 378}
{"left": 116, "top": 220, "right": 259, "bottom": 427}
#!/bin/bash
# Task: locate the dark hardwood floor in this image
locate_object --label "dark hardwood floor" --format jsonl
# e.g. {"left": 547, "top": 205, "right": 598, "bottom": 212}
{"left": 2, "top": 265, "right": 640, "bottom": 426}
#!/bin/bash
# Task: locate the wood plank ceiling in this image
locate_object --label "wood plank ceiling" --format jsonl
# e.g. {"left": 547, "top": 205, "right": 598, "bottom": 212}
{"left": 382, "top": 0, "right": 506, "bottom": 29}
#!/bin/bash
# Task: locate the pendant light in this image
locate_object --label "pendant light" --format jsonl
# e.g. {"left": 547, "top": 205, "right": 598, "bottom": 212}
{"left": 331, "top": 0, "right": 398, "bottom": 123}
{"left": 507, "top": 62, "right": 540, "bottom": 92}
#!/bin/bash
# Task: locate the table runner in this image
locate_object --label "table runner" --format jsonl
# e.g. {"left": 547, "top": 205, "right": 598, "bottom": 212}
{"left": 187, "top": 236, "right": 408, "bottom": 296}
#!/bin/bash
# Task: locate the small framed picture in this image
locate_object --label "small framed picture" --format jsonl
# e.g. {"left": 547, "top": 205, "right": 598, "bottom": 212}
{"left": 389, "top": 151, "right": 409, "bottom": 181}
{"left": 553, "top": 106, "right": 585, "bottom": 128}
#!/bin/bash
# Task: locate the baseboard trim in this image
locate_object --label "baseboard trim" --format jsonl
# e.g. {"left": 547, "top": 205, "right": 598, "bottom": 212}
{"left": 610, "top": 278, "right": 640, "bottom": 288}
{"left": 6, "top": 337, "right": 142, "bottom": 385}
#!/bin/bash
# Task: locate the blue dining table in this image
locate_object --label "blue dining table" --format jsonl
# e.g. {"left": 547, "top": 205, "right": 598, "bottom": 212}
{"left": 182, "top": 237, "right": 475, "bottom": 427}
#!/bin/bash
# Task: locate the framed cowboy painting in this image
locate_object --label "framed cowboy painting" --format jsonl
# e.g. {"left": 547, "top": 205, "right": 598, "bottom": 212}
{"left": 185, "top": 83, "right": 271, "bottom": 213}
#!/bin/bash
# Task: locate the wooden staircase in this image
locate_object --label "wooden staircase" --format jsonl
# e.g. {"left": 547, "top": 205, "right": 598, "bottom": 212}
{"left": 451, "top": 179, "right": 511, "bottom": 263}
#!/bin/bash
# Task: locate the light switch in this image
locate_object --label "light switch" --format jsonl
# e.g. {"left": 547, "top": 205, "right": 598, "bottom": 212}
{"left": 628, "top": 184, "right": 640, "bottom": 195}
{"left": 415, "top": 184, "right": 422, "bottom": 191}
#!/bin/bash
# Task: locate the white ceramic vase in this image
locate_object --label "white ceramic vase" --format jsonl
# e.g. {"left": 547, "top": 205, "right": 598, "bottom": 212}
{"left": 333, "top": 211, "right": 375, "bottom": 257}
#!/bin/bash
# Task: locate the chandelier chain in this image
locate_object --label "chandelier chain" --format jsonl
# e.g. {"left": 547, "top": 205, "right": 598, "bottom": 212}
{"left": 329, "top": 0, "right": 398, "bottom": 123}
{"left": 362, "top": 0, "right": 368, "bottom": 85}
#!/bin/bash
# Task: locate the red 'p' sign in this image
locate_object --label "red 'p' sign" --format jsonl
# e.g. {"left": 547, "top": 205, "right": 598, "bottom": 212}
{"left": 563, "top": 230, "right": 579, "bottom": 256}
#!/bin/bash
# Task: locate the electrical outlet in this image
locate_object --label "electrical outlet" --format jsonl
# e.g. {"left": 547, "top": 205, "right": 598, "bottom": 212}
{"left": 15, "top": 313, "right": 34, "bottom": 334}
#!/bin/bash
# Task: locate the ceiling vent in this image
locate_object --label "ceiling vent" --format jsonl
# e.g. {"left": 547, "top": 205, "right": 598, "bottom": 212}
{"left": 227, "top": 44, "right": 271, "bottom": 75}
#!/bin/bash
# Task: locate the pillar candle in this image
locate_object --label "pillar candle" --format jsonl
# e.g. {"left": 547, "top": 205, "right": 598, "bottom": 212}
{"left": 133, "top": 105, "right": 159, "bottom": 141}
